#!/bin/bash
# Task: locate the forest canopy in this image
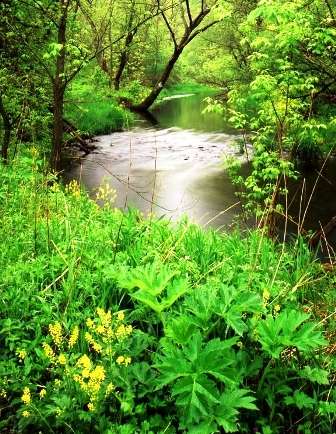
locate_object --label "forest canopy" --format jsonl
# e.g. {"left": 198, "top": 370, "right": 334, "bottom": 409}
{"left": 1, "top": 0, "right": 336, "bottom": 168}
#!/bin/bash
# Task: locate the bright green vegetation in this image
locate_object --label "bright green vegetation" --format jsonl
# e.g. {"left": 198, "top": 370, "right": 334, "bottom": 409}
{"left": 65, "top": 73, "right": 134, "bottom": 136}
{"left": 0, "top": 153, "right": 335, "bottom": 433}
{"left": 2, "top": 0, "right": 336, "bottom": 170}
{"left": 1, "top": 1, "right": 336, "bottom": 433}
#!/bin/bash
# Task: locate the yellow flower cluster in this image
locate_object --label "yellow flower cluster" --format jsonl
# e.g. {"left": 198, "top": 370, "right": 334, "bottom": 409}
{"left": 263, "top": 289, "right": 270, "bottom": 303}
{"left": 95, "top": 181, "right": 116, "bottom": 205}
{"left": 115, "top": 324, "right": 133, "bottom": 341}
{"left": 116, "top": 355, "right": 132, "bottom": 366}
{"left": 49, "top": 322, "right": 63, "bottom": 347}
{"left": 33, "top": 309, "right": 134, "bottom": 414}
{"left": 21, "top": 387, "right": 31, "bottom": 405}
{"left": 117, "top": 311, "right": 125, "bottom": 321}
{"left": 0, "top": 389, "right": 7, "bottom": 398}
{"left": 69, "top": 325, "right": 79, "bottom": 348}
{"left": 66, "top": 180, "right": 81, "bottom": 198}
{"left": 50, "top": 182, "right": 60, "bottom": 193}
{"left": 105, "top": 382, "right": 115, "bottom": 396}
{"left": 16, "top": 349, "right": 27, "bottom": 361}
{"left": 58, "top": 353, "right": 67, "bottom": 365}
{"left": 96, "top": 307, "right": 112, "bottom": 326}
{"left": 22, "top": 410, "right": 30, "bottom": 418}
{"left": 74, "top": 355, "right": 106, "bottom": 404}
{"left": 85, "top": 332, "right": 102, "bottom": 353}
{"left": 42, "top": 343, "right": 55, "bottom": 360}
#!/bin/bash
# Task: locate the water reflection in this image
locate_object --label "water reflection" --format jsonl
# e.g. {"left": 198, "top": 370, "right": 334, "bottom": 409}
{"left": 65, "top": 93, "right": 336, "bottom": 247}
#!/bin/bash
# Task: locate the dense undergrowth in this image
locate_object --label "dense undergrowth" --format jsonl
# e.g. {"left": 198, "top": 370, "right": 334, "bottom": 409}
{"left": 64, "top": 67, "right": 218, "bottom": 137}
{"left": 65, "top": 70, "right": 134, "bottom": 136}
{"left": 1, "top": 153, "right": 336, "bottom": 433}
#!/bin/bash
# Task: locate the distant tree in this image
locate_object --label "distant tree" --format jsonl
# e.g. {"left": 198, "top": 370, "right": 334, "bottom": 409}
{"left": 132, "top": 0, "right": 222, "bottom": 111}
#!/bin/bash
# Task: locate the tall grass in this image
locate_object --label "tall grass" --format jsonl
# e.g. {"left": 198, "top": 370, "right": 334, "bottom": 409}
{"left": 0, "top": 153, "right": 335, "bottom": 433}
{"left": 65, "top": 72, "right": 133, "bottom": 136}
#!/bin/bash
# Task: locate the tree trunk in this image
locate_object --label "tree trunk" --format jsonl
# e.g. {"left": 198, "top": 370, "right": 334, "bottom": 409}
{"left": 114, "top": 32, "right": 135, "bottom": 90}
{"left": 50, "top": 1, "right": 67, "bottom": 171}
{"left": 0, "top": 94, "right": 11, "bottom": 164}
{"left": 50, "top": 84, "right": 65, "bottom": 170}
{"left": 132, "top": 48, "right": 182, "bottom": 111}
{"left": 131, "top": 4, "right": 216, "bottom": 112}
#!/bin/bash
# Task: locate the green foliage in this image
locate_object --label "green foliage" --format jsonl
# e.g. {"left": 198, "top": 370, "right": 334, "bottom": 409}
{"left": 155, "top": 332, "right": 257, "bottom": 431}
{"left": 117, "top": 263, "right": 189, "bottom": 314}
{"left": 257, "top": 310, "right": 326, "bottom": 359}
{"left": 0, "top": 153, "right": 335, "bottom": 432}
{"left": 65, "top": 70, "right": 133, "bottom": 135}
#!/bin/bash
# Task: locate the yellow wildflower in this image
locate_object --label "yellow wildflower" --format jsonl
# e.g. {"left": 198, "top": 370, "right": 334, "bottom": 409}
{"left": 116, "top": 356, "right": 125, "bottom": 365}
{"left": 92, "top": 342, "right": 102, "bottom": 353}
{"left": 95, "top": 325, "right": 105, "bottom": 335}
{"left": 90, "top": 365, "right": 105, "bottom": 382}
{"left": 115, "top": 324, "right": 133, "bottom": 340}
{"left": 105, "top": 382, "right": 115, "bottom": 395}
{"left": 77, "top": 354, "right": 91, "bottom": 369}
{"left": 86, "top": 318, "right": 94, "bottom": 329}
{"left": 117, "top": 311, "right": 125, "bottom": 321}
{"left": 274, "top": 304, "right": 281, "bottom": 312}
{"left": 85, "top": 332, "right": 93, "bottom": 344}
{"left": 22, "top": 410, "right": 30, "bottom": 418}
{"left": 66, "top": 180, "right": 81, "bottom": 198}
{"left": 124, "top": 357, "right": 132, "bottom": 366}
{"left": 0, "top": 389, "right": 7, "bottom": 398}
{"left": 21, "top": 387, "right": 31, "bottom": 405}
{"left": 54, "top": 379, "right": 61, "bottom": 387}
{"left": 262, "top": 289, "right": 270, "bottom": 302}
{"left": 69, "top": 325, "right": 79, "bottom": 348}
{"left": 42, "top": 343, "right": 55, "bottom": 359}
{"left": 96, "top": 308, "right": 111, "bottom": 326}
{"left": 87, "top": 402, "right": 95, "bottom": 411}
{"left": 17, "top": 349, "right": 27, "bottom": 361}
{"left": 55, "top": 407, "right": 62, "bottom": 417}
{"left": 82, "top": 368, "right": 91, "bottom": 379}
{"left": 73, "top": 374, "right": 84, "bottom": 387}
{"left": 39, "top": 389, "right": 46, "bottom": 399}
{"left": 49, "top": 322, "right": 63, "bottom": 347}
{"left": 58, "top": 354, "right": 67, "bottom": 365}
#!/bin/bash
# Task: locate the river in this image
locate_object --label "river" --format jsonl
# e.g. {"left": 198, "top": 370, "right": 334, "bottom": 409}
{"left": 65, "top": 92, "right": 336, "bottom": 251}
{"left": 65, "top": 93, "right": 247, "bottom": 229}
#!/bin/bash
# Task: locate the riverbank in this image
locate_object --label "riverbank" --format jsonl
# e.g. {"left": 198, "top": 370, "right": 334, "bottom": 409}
{"left": 65, "top": 78, "right": 134, "bottom": 137}
{"left": 65, "top": 77, "right": 219, "bottom": 137}
{"left": 1, "top": 153, "right": 335, "bottom": 433}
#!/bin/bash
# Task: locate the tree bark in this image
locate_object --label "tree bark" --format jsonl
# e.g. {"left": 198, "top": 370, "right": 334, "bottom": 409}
{"left": 50, "top": 1, "right": 68, "bottom": 171}
{"left": 132, "top": 48, "right": 183, "bottom": 111}
{"left": 0, "top": 94, "right": 11, "bottom": 164}
{"left": 132, "top": 3, "right": 218, "bottom": 112}
{"left": 114, "top": 32, "right": 135, "bottom": 90}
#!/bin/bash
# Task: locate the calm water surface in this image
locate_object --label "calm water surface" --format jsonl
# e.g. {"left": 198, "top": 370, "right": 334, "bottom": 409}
{"left": 65, "top": 93, "right": 336, "bottom": 245}
{"left": 66, "top": 94, "right": 246, "bottom": 228}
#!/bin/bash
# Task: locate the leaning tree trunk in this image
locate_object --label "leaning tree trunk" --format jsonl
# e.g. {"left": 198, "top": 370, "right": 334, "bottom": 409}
{"left": 0, "top": 94, "right": 11, "bottom": 164}
{"left": 132, "top": 48, "right": 183, "bottom": 111}
{"left": 131, "top": 3, "right": 216, "bottom": 112}
{"left": 114, "top": 32, "right": 135, "bottom": 90}
{"left": 50, "top": 1, "right": 67, "bottom": 171}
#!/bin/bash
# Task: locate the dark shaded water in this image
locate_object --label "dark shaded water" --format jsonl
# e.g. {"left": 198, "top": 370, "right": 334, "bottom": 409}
{"left": 65, "top": 92, "right": 336, "bottom": 249}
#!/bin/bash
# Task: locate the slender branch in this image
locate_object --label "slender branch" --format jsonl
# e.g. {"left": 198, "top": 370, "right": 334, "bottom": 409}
{"left": 185, "top": 0, "right": 192, "bottom": 25}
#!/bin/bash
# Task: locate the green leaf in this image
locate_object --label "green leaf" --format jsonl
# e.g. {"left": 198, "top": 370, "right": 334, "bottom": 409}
{"left": 284, "top": 391, "right": 316, "bottom": 410}
{"left": 257, "top": 309, "right": 327, "bottom": 358}
{"left": 299, "top": 366, "right": 329, "bottom": 385}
